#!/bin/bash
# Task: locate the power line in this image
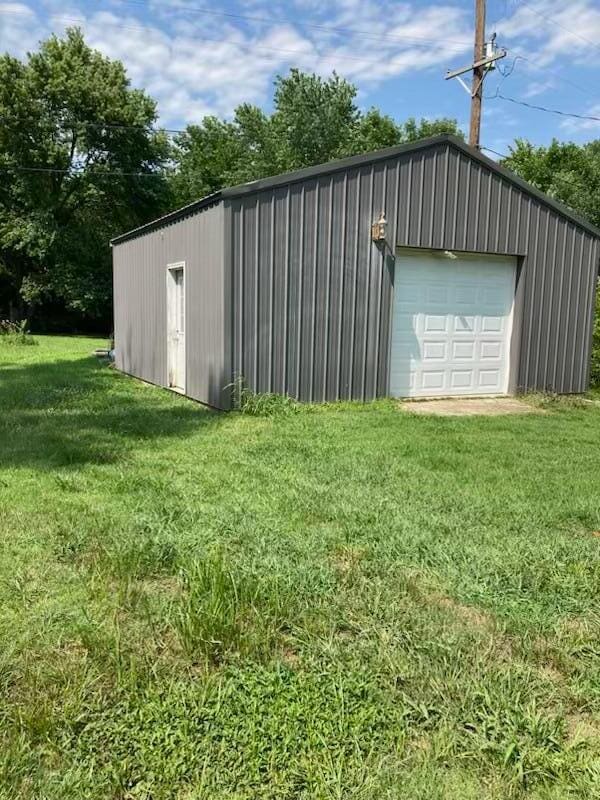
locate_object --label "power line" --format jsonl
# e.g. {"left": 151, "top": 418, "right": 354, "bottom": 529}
{"left": 492, "top": 46, "right": 598, "bottom": 100}
{"left": 0, "top": 116, "right": 184, "bottom": 136}
{"left": 95, "top": 0, "right": 474, "bottom": 50}
{"left": 1, "top": 164, "right": 169, "bottom": 178}
{"left": 496, "top": 54, "right": 526, "bottom": 79}
{"left": 515, "top": 0, "right": 600, "bottom": 55}
{"left": 481, "top": 145, "right": 510, "bottom": 159}
{"left": 488, "top": 90, "right": 600, "bottom": 122}
{"left": 0, "top": 7, "right": 469, "bottom": 66}
{"left": 481, "top": 144, "right": 598, "bottom": 199}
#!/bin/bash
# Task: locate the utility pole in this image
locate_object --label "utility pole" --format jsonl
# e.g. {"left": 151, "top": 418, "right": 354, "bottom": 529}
{"left": 444, "top": 1, "right": 506, "bottom": 149}
{"left": 469, "top": 0, "right": 486, "bottom": 148}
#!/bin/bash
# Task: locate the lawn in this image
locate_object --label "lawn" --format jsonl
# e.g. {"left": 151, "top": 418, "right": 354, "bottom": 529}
{"left": 1, "top": 335, "right": 600, "bottom": 799}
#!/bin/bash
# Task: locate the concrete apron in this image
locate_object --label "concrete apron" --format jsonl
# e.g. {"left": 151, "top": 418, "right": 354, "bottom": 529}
{"left": 400, "top": 397, "right": 538, "bottom": 416}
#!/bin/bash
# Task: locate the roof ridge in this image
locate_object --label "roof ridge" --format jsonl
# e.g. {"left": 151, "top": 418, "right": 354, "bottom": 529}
{"left": 111, "top": 134, "right": 600, "bottom": 245}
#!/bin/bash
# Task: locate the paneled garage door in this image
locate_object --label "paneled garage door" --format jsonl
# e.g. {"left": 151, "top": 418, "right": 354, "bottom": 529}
{"left": 390, "top": 251, "right": 517, "bottom": 398}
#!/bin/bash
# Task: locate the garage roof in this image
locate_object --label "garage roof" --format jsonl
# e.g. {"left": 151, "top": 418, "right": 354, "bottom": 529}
{"left": 111, "top": 134, "right": 600, "bottom": 245}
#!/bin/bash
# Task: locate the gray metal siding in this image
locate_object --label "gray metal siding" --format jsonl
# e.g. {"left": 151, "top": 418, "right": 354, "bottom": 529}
{"left": 113, "top": 202, "right": 229, "bottom": 408}
{"left": 229, "top": 142, "right": 599, "bottom": 401}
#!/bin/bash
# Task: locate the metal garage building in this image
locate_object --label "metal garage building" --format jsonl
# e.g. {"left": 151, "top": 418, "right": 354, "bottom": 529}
{"left": 111, "top": 134, "right": 600, "bottom": 410}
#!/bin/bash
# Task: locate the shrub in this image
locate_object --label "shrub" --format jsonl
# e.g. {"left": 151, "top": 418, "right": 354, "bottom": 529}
{"left": 0, "top": 319, "right": 37, "bottom": 346}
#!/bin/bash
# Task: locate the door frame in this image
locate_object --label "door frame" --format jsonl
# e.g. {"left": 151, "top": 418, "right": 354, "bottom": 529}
{"left": 166, "top": 261, "right": 186, "bottom": 393}
{"left": 389, "top": 247, "right": 520, "bottom": 398}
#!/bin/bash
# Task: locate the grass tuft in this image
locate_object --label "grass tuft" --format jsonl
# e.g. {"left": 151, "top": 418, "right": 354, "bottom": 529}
{"left": 230, "top": 375, "right": 302, "bottom": 416}
{"left": 172, "top": 552, "right": 293, "bottom": 663}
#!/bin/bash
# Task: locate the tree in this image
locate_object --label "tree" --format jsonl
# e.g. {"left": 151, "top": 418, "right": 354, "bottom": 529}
{"left": 269, "top": 69, "right": 359, "bottom": 170}
{"left": 350, "top": 109, "right": 404, "bottom": 153}
{"left": 0, "top": 28, "right": 171, "bottom": 324}
{"left": 502, "top": 138, "right": 600, "bottom": 229}
{"left": 502, "top": 138, "right": 600, "bottom": 387}
{"left": 399, "top": 116, "right": 465, "bottom": 142}
{"left": 171, "top": 70, "right": 463, "bottom": 207}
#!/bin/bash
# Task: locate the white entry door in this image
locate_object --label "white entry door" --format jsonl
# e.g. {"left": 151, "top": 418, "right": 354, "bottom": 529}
{"left": 167, "top": 263, "right": 185, "bottom": 392}
{"left": 390, "top": 251, "right": 516, "bottom": 398}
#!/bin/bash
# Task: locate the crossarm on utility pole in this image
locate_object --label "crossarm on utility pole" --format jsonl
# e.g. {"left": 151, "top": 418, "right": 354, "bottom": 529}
{"left": 444, "top": 50, "right": 506, "bottom": 82}
{"left": 443, "top": 1, "right": 506, "bottom": 148}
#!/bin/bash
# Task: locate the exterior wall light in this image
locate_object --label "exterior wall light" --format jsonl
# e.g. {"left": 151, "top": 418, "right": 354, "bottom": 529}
{"left": 371, "top": 212, "right": 387, "bottom": 243}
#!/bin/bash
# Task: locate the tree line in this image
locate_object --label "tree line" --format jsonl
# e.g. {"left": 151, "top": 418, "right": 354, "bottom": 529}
{"left": 1, "top": 29, "right": 599, "bottom": 332}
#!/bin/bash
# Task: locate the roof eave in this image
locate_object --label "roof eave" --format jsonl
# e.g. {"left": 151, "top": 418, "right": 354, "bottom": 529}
{"left": 448, "top": 137, "right": 600, "bottom": 239}
{"left": 111, "top": 134, "right": 600, "bottom": 245}
{"left": 110, "top": 191, "right": 223, "bottom": 246}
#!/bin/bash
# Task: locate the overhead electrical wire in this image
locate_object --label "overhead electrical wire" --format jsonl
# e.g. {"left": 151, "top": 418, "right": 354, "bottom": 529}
{"left": 496, "top": 54, "right": 527, "bottom": 79}
{"left": 480, "top": 145, "right": 596, "bottom": 201}
{"left": 491, "top": 45, "right": 597, "bottom": 100}
{"left": 485, "top": 3, "right": 600, "bottom": 103}
{"left": 2, "top": 2, "right": 598, "bottom": 167}
{"left": 0, "top": 7, "right": 470, "bottom": 64}
{"left": 515, "top": 0, "right": 600, "bottom": 54}
{"left": 101, "top": 0, "right": 599, "bottom": 98}
{"left": 0, "top": 117, "right": 184, "bottom": 135}
{"left": 93, "top": 0, "right": 474, "bottom": 50}
{"left": 0, "top": 164, "right": 168, "bottom": 178}
{"left": 481, "top": 145, "right": 510, "bottom": 159}
{"left": 487, "top": 91, "right": 600, "bottom": 123}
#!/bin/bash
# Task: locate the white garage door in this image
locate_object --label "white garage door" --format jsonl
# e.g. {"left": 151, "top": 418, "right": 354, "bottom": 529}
{"left": 390, "top": 251, "right": 516, "bottom": 398}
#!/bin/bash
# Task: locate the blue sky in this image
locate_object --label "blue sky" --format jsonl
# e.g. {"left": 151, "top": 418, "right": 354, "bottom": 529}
{"left": 1, "top": 0, "right": 600, "bottom": 158}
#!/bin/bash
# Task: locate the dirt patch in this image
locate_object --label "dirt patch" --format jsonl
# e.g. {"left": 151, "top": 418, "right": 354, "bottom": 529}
{"left": 280, "top": 644, "right": 301, "bottom": 668}
{"left": 559, "top": 615, "right": 596, "bottom": 636}
{"left": 400, "top": 397, "right": 539, "bottom": 416}
{"left": 428, "top": 592, "right": 495, "bottom": 630}
{"left": 566, "top": 713, "right": 600, "bottom": 742}
{"left": 537, "top": 664, "right": 565, "bottom": 684}
{"left": 331, "top": 545, "right": 367, "bottom": 575}
{"left": 139, "top": 575, "right": 181, "bottom": 597}
{"left": 406, "top": 576, "right": 496, "bottom": 632}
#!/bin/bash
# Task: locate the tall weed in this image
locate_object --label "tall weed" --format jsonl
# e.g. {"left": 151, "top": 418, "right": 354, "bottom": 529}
{"left": 0, "top": 319, "right": 37, "bottom": 346}
{"left": 230, "top": 376, "right": 301, "bottom": 416}
{"left": 172, "top": 552, "right": 292, "bottom": 663}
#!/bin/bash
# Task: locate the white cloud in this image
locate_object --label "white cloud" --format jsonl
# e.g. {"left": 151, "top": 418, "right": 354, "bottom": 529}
{"left": 495, "top": 0, "right": 600, "bottom": 67}
{"left": 559, "top": 103, "right": 600, "bottom": 134}
{"left": 520, "top": 78, "right": 557, "bottom": 99}
{"left": 0, "top": 2, "right": 45, "bottom": 57}
{"left": 0, "top": 0, "right": 475, "bottom": 127}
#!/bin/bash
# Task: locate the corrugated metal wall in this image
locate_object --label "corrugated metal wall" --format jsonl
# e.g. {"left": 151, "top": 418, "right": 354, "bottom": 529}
{"left": 228, "top": 141, "right": 599, "bottom": 400}
{"left": 113, "top": 202, "right": 229, "bottom": 407}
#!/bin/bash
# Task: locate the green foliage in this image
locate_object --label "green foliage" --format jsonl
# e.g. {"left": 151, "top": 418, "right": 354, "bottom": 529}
{"left": 0, "top": 39, "right": 463, "bottom": 327}
{"left": 591, "top": 284, "right": 600, "bottom": 388}
{"left": 172, "top": 552, "right": 294, "bottom": 663}
{"left": 171, "top": 70, "right": 463, "bottom": 205}
{"left": 230, "top": 375, "right": 302, "bottom": 416}
{"left": 502, "top": 138, "right": 600, "bottom": 230}
{"left": 399, "top": 117, "right": 465, "bottom": 142}
{"left": 269, "top": 69, "right": 360, "bottom": 170}
{"left": 502, "top": 144, "right": 600, "bottom": 390}
{"left": 0, "top": 28, "right": 172, "bottom": 323}
{"left": 0, "top": 318, "right": 37, "bottom": 345}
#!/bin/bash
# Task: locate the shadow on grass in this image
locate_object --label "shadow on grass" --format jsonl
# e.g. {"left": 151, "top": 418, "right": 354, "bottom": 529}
{"left": 0, "top": 355, "right": 224, "bottom": 470}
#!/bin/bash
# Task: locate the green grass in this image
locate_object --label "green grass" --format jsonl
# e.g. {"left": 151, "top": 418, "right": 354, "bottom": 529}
{"left": 1, "top": 336, "right": 600, "bottom": 799}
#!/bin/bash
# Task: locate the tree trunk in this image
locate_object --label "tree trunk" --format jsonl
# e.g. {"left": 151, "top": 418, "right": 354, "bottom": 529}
{"left": 8, "top": 297, "right": 24, "bottom": 322}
